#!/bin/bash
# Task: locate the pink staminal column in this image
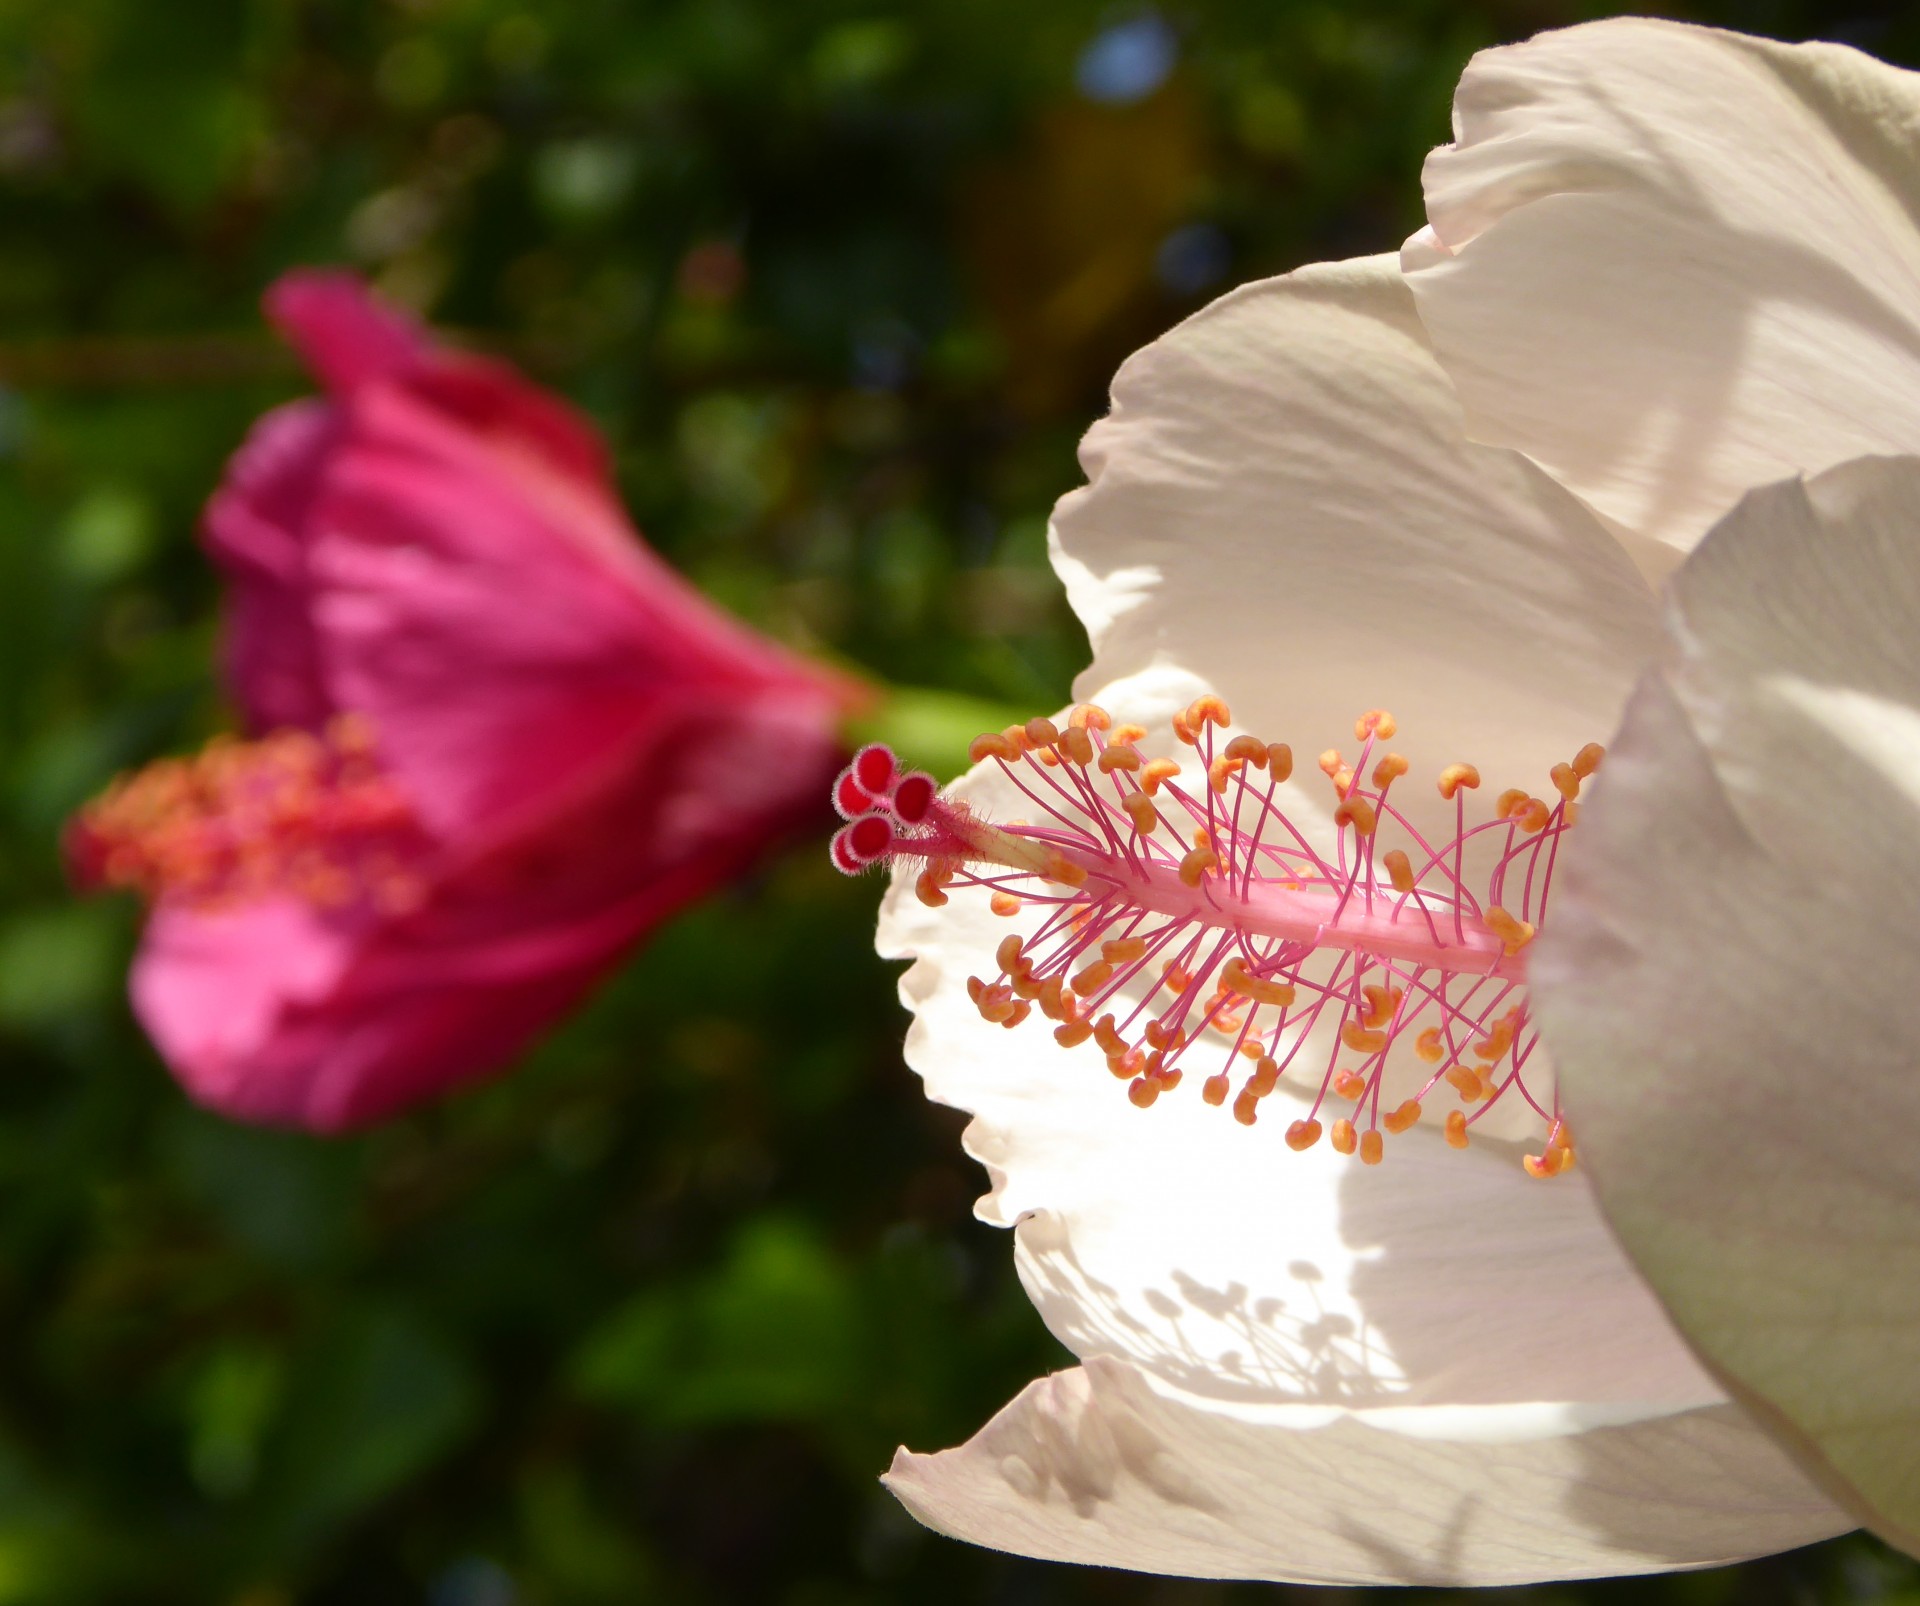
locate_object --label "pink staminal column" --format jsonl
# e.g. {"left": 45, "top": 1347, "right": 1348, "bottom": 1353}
{"left": 831, "top": 700, "right": 1605, "bottom": 1179}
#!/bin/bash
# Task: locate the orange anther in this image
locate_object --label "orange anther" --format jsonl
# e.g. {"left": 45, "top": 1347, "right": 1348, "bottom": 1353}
{"left": 1371, "top": 753, "right": 1409, "bottom": 789}
{"left": 1415, "top": 1026, "right": 1446, "bottom": 1063}
{"left": 1003, "top": 723, "right": 1034, "bottom": 753}
{"left": 1127, "top": 1076, "right": 1159, "bottom": 1108}
{"left": 1444, "top": 1110, "right": 1470, "bottom": 1149}
{"left": 1494, "top": 788, "right": 1530, "bottom": 821}
{"left": 1232, "top": 1088, "right": 1260, "bottom": 1126}
{"left": 1444, "top": 1064, "right": 1485, "bottom": 1101}
{"left": 1572, "top": 742, "right": 1605, "bottom": 779}
{"left": 1224, "top": 735, "right": 1268, "bottom": 767}
{"left": 1549, "top": 761, "right": 1580, "bottom": 802}
{"left": 1059, "top": 726, "right": 1094, "bottom": 766}
{"left": 1208, "top": 755, "right": 1242, "bottom": 794}
{"left": 1516, "top": 797, "right": 1552, "bottom": 834}
{"left": 1161, "top": 962, "right": 1192, "bottom": 993}
{"left": 1072, "top": 959, "right": 1114, "bottom": 996}
{"left": 1472, "top": 1030, "right": 1513, "bottom": 1063}
{"left": 1341, "top": 1021, "right": 1388, "bottom": 1055}
{"left": 1236, "top": 1035, "right": 1263, "bottom": 1059}
{"left": 1359, "top": 1129, "right": 1385, "bottom": 1165}
{"left": 989, "top": 891, "right": 1022, "bottom": 916}
{"left": 1484, "top": 905, "right": 1536, "bottom": 956}
{"left": 1171, "top": 710, "right": 1198, "bottom": 745}
{"left": 1069, "top": 704, "right": 1111, "bottom": 732}
{"left": 1122, "top": 791, "right": 1159, "bottom": 835}
{"left": 1154, "top": 1066, "right": 1183, "bottom": 1093}
{"left": 1437, "top": 762, "right": 1481, "bottom": 800}
{"left": 1202, "top": 1073, "right": 1230, "bottom": 1106}
{"left": 1010, "top": 971, "right": 1042, "bottom": 1000}
{"left": 1188, "top": 695, "right": 1231, "bottom": 729}
{"left": 1285, "top": 1118, "right": 1322, "bottom": 1151}
{"left": 1249, "top": 1056, "right": 1280, "bottom": 1095}
{"left": 1267, "top": 743, "right": 1293, "bottom": 781}
{"left": 1382, "top": 849, "right": 1416, "bottom": 895}
{"left": 1140, "top": 758, "right": 1182, "bottom": 796}
{"left": 1102, "top": 936, "right": 1149, "bottom": 965}
{"left": 967, "top": 976, "right": 985, "bottom": 1004}
{"left": 1143, "top": 1020, "right": 1185, "bottom": 1051}
{"left": 1360, "top": 984, "right": 1402, "bottom": 1029}
{"left": 1333, "top": 797, "right": 1377, "bottom": 837}
{"left": 915, "top": 871, "right": 949, "bottom": 907}
{"left": 1178, "top": 847, "right": 1218, "bottom": 887}
{"left": 1332, "top": 1070, "right": 1368, "bottom": 1101}
{"left": 1354, "top": 709, "right": 1397, "bottom": 741}
{"left": 1331, "top": 1119, "right": 1357, "bottom": 1155}
{"left": 1384, "top": 1099, "right": 1422, "bottom": 1134}
{"left": 1097, "top": 743, "right": 1142, "bottom": 773}
{"left": 1025, "top": 716, "right": 1060, "bottom": 747}
{"left": 1220, "top": 958, "right": 1295, "bottom": 1008}
{"left": 995, "top": 934, "right": 1024, "bottom": 973}
{"left": 1318, "top": 748, "right": 1344, "bottom": 780}
{"left": 969, "top": 732, "right": 1020, "bottom": 763}
{"left": 1001, "top": 1001, "right": 1031, "bottom": 1029}
{"left": 1112, "top": 723, "right": 1147, "bottom": 745}
{"left": 1109, "top": 1046, "right": 1145, "bottom": 1080}
{"left": 1046, "top": 853, "right": 1088, "bottom": 888}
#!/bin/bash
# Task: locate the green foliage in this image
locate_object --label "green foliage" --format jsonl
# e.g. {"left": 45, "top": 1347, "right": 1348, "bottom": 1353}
{"left": 1, "top": 0, "right": 1917, "bottom": 1600}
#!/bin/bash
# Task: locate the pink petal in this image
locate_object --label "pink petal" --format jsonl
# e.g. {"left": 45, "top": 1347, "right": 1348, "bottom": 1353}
{"left": 200, "top": 398, "right": 339, "bottom": 732}
{"left": 264, "top": 268, "right": 428, "bottom": 394}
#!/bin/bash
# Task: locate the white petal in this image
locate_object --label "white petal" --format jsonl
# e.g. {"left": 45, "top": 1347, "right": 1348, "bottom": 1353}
{"left": 1535, "top": 455, "right": 1920, "bottom": 1556}
{"left": 880, "top": 722, "right": 1721, "bottom": 1416}
{"left": 1407, "top": 19, "right": 1920, "bottom": 559}
{"left": 1051, "top": 253, "right": 1660, "bottom": 804}
{"left": 886, "top": 1357, "right": 1846, "bottom": 1585}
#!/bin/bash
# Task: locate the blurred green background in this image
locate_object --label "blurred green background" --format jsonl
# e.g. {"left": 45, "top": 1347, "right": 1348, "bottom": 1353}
{"left": 1, "top": 0, "right": 1916, "bottom": 1601}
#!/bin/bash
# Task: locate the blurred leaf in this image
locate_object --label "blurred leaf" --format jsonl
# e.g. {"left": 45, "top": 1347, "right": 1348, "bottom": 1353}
{"left": 162, "top": 1109, "right": 362, "bottom": 1270}
{"left": 252, "top": 1305, "right": 480, "bottom": 1555}
{"left": 571, "top": 1216, "right": 858, "bottom": 1425}
{"left": 60, "top": 486, "right": 155, "bottom": 585}
{"left": 0, "top": 905, "right": 120, "bottom": 1029}
{"left": 847, "top": 685, "right": 1033, "bottom": 780}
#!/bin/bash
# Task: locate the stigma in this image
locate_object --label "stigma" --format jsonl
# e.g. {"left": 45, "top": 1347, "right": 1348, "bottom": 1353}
{"left": 67, "top": 714, "right": 429, "bottom": 915}
{"left": 831, "top": 700, "right": 1598, "bottom": 1178}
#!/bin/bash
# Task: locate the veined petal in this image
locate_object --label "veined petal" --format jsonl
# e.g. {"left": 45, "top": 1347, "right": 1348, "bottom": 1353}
{"left": 886, "top": 1357, "right": 1844, "bottom": 1585}
{"left": 1534, "top": 455, "right": 1920, "bottom": 1556}
{"left": 1052, "top": 253, "right": 1659, "bottom": 841}
{"left": 1407, "top": 19, "right": 1920, "bottom": 561}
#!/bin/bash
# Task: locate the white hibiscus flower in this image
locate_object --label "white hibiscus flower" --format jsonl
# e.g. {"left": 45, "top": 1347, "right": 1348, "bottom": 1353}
{"left": 832, "top": 17, "right": 1920, "bottom": 1584}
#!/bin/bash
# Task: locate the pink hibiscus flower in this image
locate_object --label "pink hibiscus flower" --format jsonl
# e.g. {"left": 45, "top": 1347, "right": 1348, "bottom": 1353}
{"left": 68, "top": 271, "right": 861, "bottom": 1132}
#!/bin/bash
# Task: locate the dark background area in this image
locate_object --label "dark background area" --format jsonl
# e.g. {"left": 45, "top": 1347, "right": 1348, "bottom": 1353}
{"left": 1, "top": 0, "right": 1915, "bottom": 1600}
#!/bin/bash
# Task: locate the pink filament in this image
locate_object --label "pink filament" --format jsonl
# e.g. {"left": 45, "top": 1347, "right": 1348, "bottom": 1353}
{"left": 834, "top": 709, "right": 1586, "bottom": 1151}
